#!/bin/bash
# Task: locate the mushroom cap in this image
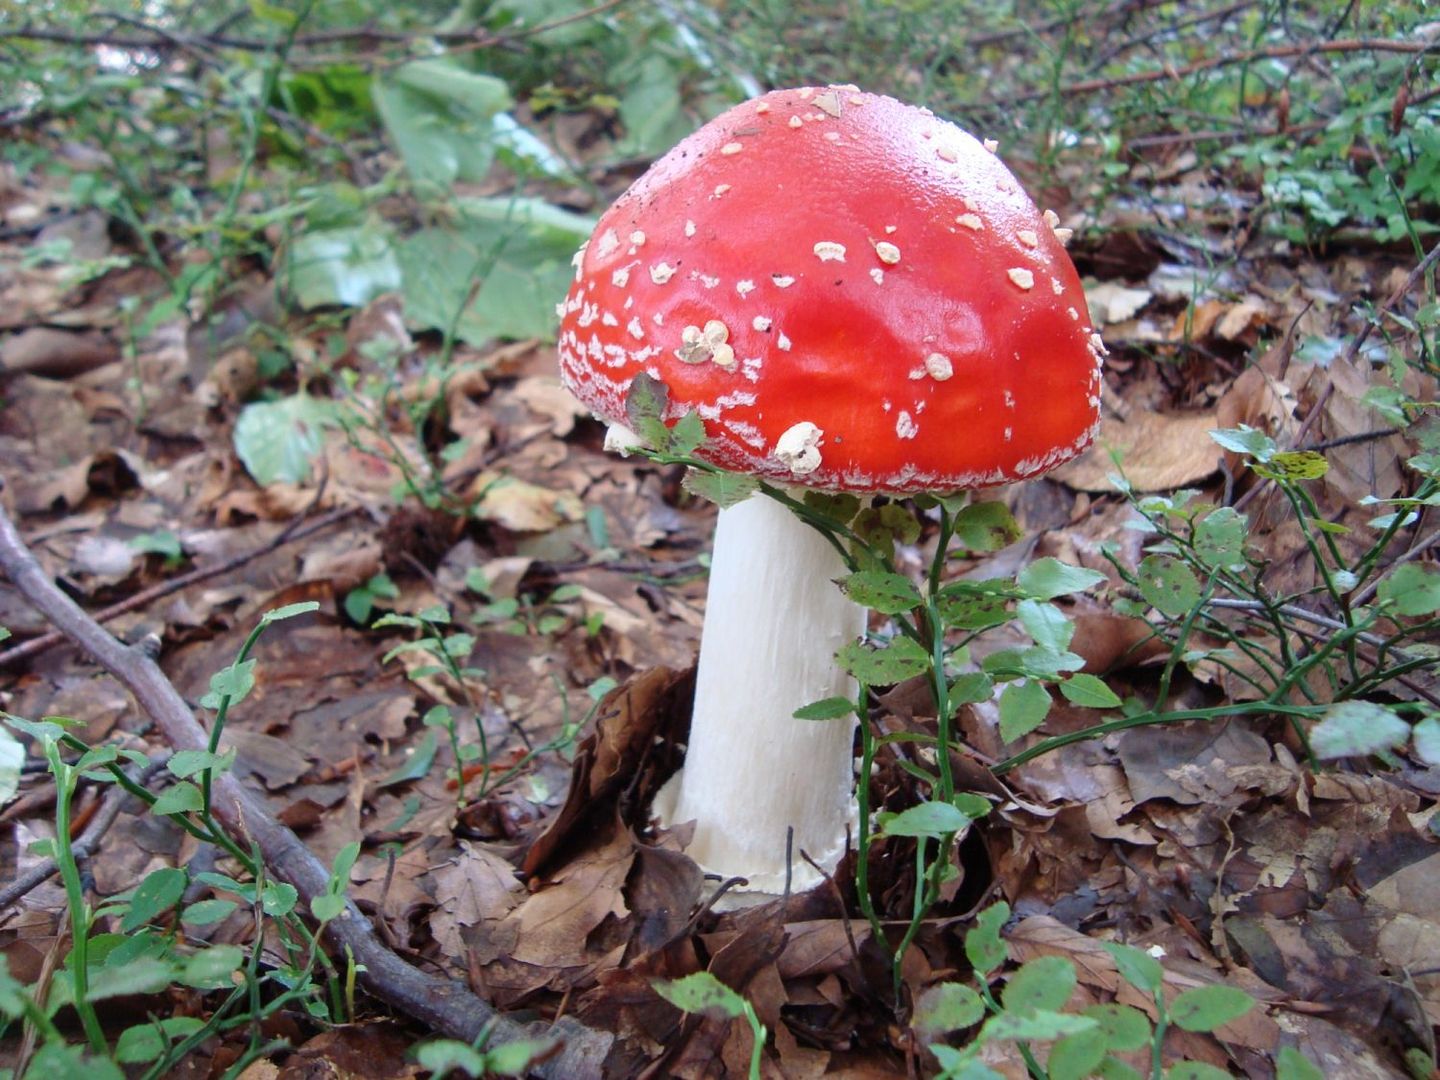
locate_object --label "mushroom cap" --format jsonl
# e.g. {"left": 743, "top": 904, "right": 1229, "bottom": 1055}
{"left": 557, "top": 85, "right": 1104, "bottom": 493}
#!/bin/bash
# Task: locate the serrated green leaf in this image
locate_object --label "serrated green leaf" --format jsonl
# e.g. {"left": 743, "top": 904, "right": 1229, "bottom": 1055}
{"left": 1193, "top": 507, "right": 1249, "bottom": 572}
{"left": 837, "top": 637, "right": 930, "bottom": 685}
{"left": 1017, "top": 599, "right": 1074, "bottom": 652}
{"left": 151, "top": 781, "right": 204, "bottom": 817}
{"left": 840, "top": 570, "right": 924, "bottom": 615}
{"left": 793, "top": 697, "right": 855, "bottom": 721}
{"left": 965, "top": 902, "right": 1010, "bottom": 975}
{"left": 682, "top": 468, "right": 758, "bottom": 509}
{"left": 121, "top": 867, "right": 187, "bottom": 932}
{"left": 953, "top": 501, "right": 1022, "bottom": 552}
{"left": 998, "top": 680, "right": 1052, "bottom": 743}
{"left": 1081, "top": 1003, "right": 1151, "bottom": 1051}
{"left": 374, "top": 59, "right": 512, "bottom": 188}
{"left": 1379, "top": 564, "right": 1440, "bottom": 616}
{"left": 1047, "top": 1026, "right": 1108, "bottom": 1080}
{"left": 1017, "top": 558, "right": 1106, "bottom": 600}
{"left": 625, "top": 372, "right": 671, "bottom": 449}
{"left": 1168, "top": 984, "right": 1254, "bottom": 1032}
{"left": 1310, "top": 700, "right": 1410, "bottom": 760}
{"left": 1137, "top": 555, "right": 1202, "bottom": 617}
{"left": 1003, "top": 956, "right": 1076, "bottom": 1015}
{"left": 913, "top": 982, "right": 985, "bottom": 1038}
{"left": 669, "top": 411, "right": 707, "bottom": 456}
{"left": 1059, "top": 674, "right": 1123, "bottom": 708}
{"left": 652, "top": 971, "right": 747, "bottom": 1019}
{"left": 937, "top": 580, "right": 1017, "bottom": 629}
{"left": 949, "top": 671, "right": 995, "bottom": 706}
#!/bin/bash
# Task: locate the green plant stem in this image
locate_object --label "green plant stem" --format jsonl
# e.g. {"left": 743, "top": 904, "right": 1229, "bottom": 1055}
{"left": 203, "top": 617, "right": 270, "bottom": 815}
{"left": 44, "top": 742, "right": 107, "bottom": 1055}
{"left": 977, "top": 979, "right": 1047, "bottom": 1080}
{"left": 852, "top": 681, "right": 885, "bottom": 946}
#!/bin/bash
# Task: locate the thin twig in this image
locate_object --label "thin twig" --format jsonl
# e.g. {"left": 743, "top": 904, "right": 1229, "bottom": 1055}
{"left": 0, "top": 505, "right": 358, "bottom": 671}
{"left": 0, "top": 490, "right": 613, "bottom": 1076}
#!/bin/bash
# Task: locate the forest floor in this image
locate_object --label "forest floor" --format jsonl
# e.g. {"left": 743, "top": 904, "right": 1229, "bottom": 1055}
{"left": 1, "top": 4, "right": 1439, "bottom": 1078}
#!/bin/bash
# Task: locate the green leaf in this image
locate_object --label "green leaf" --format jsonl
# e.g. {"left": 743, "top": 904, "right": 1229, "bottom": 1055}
{"left": 1275, "top": 1046, "right": 1325, "bottom": 1080}
{"left": 837, "top": 637, "right": 930, "bottom": 685}
{"left": 669, "top": 412, "right": 707, "bottom": 456}
{"left": 311, "top": 893, "right": 347, "bottom": 922}
{"left": 115, "top": 1016, "right": 205, "bottom": 1064}
{"left": 1136, "top": 555, "right": 1202, "bottom": 617}
{"left": 952, "top": 502, "right": 1022, "bottom": 552}
{"left": 682, "top": 469, "right": 758, "bottom": 509}
{"left": 1018, "top": 558, "right": 1107, "bottom": 600}
{"left": 234, "top": 393, "right": 336, "bottom": 486}
{"left": 1310, "top": 700, "right": 1410, "bottom": 760}
{"left": 1002, "top": 956, "right": 1077, "bottom": 1015}
{"left": 1261, "top": 450, "right": 1329, "bottom": 481}
{"left": 167, "top": 748, "right": 236, "bottom": 780}
{"left": 262, "top": 601, "right": 321, "bottom": 624}
{"left": 1017, "top": 599, "right": 1074, "bottom": 652}
{"left": 1082, "top": 1003, "right": 1151, "bottom": 1051}
{"left": 289, "top": 226, "right": 401, "bottom": 309}
{"left": 652, "top": 971, "right": 747, "bottom": 1019}
{"left": 1209, "top": 426, "right": 1274, "bottom": 460}
{"left": 151, "top": 781, "right": 204, "bottom": 816}
{"left": 200, "top": 659, "right": 257, "bottom": 710}
{"left": 378, "top": 728, "right": 437, "bottom": 788}
{"left": 180, "top": 944, "right": 245, "bottom": 989}
{"left": 398, "top": 198, "right": 593, "bottom": 344}
{"left": 980, "top": 1009, "right": 1096, "bottom": 1042}
{"left": 1413, "top": 716, "right": 1440, "bottom": 767}
{"left": 999, "top": 680, "right": 1052, "bottom": 743}
{"left": 1168, "top": 984, "right": 1254, "bottom": 1032}
{"left": 1193, "top": 507, "right": 1249, "bottom": 572}
{"left": 1378, "top": 564, "right": 1440, "bottom": 616}
{"left": 626, "top": 371, "right": 673, "bottom": 449}
{"left": 262, "top": 881, "right": 300, "bottom": 917}
{"left": 1059, "top": 674, "right": 1123, "bottom": 708}
{"left": 840, "top": 570, "right": 924, "bottom": 615}
{"left": 1102, "top": 942, "right": 1162, "bottom": 994}
{"left": 937, "top": 580, "right": 1017, "bottom": 629}
{"left": 416, "top": 1040, "right": 487, "bottom": 1077}
{"left": 949, "top": 672, "right": 995, "bottom": 706}
{"left": 180, "top": 899, "right": 238, "bottom": 926}
{"left": 373, "top": 59, "right": 512, "bottom": 188}
{"left": 86, "top": 955, "right": 175, "bottom": 1000}
{"left": 913, "top": 982, "right": 985, "bottom": 1038}
{"left": 1166, "top": 1063, "right": 1234, "bottom": 1080}
{"left": 481, "top": 1037, "right": 557, "bottom": 1077}
{"left": 121, "top": 867, "right": 188, "bottom": 932}
{"left": 793, "top": 697, "right": 855, "bottom": 721}
{"left": 965, "top": 902, "right": 1010, "bottom": 976}
{"left": 875, "top": 800, "right": 972, "bottom": 840}
{"left": 1047, "top": 1026, "right": 1108, "bottom": 1080}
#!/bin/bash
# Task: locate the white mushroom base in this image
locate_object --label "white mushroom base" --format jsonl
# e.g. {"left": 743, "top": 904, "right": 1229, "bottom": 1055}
{"left": 653, "top": 493, "right": 865, "bottom": 903}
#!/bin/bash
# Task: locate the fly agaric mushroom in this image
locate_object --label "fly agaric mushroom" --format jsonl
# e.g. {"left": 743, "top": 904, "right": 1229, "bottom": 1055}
{"left": 557, "top": 86, "right": 1104, "bottom": 899}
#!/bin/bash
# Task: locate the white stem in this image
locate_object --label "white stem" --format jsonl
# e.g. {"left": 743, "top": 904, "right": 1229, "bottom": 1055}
{"left": 654, "top": 493, "right": 865, "bottom": 898}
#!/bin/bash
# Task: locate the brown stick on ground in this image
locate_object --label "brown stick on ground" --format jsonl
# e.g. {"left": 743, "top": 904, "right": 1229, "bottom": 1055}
{"left": 0, "top": 491, "right": 613, "bottom": 1078}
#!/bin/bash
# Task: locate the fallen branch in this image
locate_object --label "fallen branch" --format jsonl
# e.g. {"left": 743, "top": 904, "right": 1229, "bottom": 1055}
{"left": 0, "top": 505, "right": 357, "bottom": 671}
{"left": 0, "top": 490, "right": 614, "bottom": 1077}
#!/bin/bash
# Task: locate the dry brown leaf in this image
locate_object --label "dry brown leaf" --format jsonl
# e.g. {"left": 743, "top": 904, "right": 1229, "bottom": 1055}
{"left": 1051, "top": 410, "right": 1221, "bottom": 492}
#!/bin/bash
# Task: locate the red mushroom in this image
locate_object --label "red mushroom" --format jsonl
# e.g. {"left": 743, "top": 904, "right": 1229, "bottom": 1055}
{"left": 558, "top": 85, "right": 1103, "bottom": 900}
